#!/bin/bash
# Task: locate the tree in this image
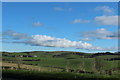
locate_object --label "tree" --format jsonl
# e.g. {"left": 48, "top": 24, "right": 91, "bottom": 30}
{"left": 92, "top": 57, "right": 104, "bottom": 74}
{"left": 66, "top": 59, "right": 70, "bottom": 72}
{"left": 15, "top": 56, "right": 22, "bottom": 70}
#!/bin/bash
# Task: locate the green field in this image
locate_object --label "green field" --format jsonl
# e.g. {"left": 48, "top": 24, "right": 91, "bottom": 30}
{"left": 2, "top": 69, "right": 120, "bottom": 80}
{"left": 2, "top": 51, "right": 120, "bottom": 80}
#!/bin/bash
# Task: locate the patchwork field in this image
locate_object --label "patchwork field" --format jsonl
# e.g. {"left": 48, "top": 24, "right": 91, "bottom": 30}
{"left": 2, "top": 51, "right": 120, "bottom": 80}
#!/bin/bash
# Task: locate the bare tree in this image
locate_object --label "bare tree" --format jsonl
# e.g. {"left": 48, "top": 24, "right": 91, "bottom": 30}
{"left": 92, "top": 57, "right": 104, "bottom": 74}
{"left": 15, "top": 56, "right": 22, "bottom": 70}
{"left": 66, "top": 60, "right": 70, "bottom": 72}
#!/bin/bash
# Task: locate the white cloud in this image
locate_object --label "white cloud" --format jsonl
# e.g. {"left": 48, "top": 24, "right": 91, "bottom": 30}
{"left": 95, "top": 16, "right": 118, "bottom": 26}
{"left": 3, "top": 30, "right": 30, "bottom": 40}
{"left": 25, "top": 35, "right": 92, "bottom": 49}
{"left": 19, "top": 34, "right": 118, "bottom": 51}
{"left": 33, "top": 21, "right": 43, "bottom": 27}
{"left": 95, "top": 6, "right": 114, "bottom": 14}
{"left": 2, "top": 30, "right": 118, "bottom": 51}
{"left": 71, "top": 19, "right": 90, "bottom": 24}
{"left": 26, "top": 35, "right": 118, "bottom": 51}
{"left": 81, "top": 28, "right": 118, "bottom": 39}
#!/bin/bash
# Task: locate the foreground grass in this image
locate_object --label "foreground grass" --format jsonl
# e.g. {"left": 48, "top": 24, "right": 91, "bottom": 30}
{"left": 2, "top": 70, "right": 120, "bottom": 80}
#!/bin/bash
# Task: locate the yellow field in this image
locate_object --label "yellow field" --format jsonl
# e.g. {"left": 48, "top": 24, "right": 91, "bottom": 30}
{"left": 2, "top": 62, "right": 62, "bottom": 72}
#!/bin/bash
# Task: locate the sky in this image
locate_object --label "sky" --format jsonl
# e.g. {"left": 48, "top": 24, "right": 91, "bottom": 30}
{"left": 2, "top": 2, "right": 118, "bottom": 52}
{"left": 2, "top": 0, "right": 120, "bottom": 2}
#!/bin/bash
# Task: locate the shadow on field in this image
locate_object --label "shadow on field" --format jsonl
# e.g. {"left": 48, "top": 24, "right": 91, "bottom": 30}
{"left": 2, "top": 70, "right": 120, "bottom": 80}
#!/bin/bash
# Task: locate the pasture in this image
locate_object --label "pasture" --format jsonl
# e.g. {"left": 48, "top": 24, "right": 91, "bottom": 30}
{"left": 2, "top": 51, "right": 120, "bottom": 80}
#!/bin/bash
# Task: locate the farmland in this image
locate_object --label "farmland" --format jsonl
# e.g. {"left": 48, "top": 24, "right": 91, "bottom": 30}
{"left": 2, "top": 51, "right": 120, "bottom": 80}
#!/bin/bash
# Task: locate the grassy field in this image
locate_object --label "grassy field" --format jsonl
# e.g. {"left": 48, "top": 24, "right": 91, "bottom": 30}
{"left": 2, "top": 70, "right": 120, "bottom": 80}
{"left": 2, "top": 51, "right": 120, "bottom": 80}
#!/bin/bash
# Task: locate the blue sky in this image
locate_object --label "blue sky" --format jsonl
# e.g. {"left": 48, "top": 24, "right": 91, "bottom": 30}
{"left": 2, "top": 2, "right": 118, "bottom": 52}
{"left": 2, "top": 0, "right": 120, "bottom": 2}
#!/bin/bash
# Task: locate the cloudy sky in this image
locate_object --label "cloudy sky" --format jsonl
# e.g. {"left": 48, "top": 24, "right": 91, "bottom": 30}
{"left": 2, "top": 2, "right": 118, "bottom": 52}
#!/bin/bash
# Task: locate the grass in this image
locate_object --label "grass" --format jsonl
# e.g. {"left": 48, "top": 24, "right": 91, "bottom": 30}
{"left": 2, "top": 51, "right": 120, "bottom": 79}
{"left": 2, "top": 52, "right": 119, "bottom": 70}
{"left": 2, "top": 70, "right": 120, "bottom": 80}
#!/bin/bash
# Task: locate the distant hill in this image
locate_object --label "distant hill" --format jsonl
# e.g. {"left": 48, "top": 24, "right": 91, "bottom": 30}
{"left": 2, "top": 51, "right": 120, "bottom": 58}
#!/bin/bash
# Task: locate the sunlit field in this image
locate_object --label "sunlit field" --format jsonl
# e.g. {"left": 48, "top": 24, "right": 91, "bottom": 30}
{"left": 2, "top": 51, "right": 120, "bottom": 80}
